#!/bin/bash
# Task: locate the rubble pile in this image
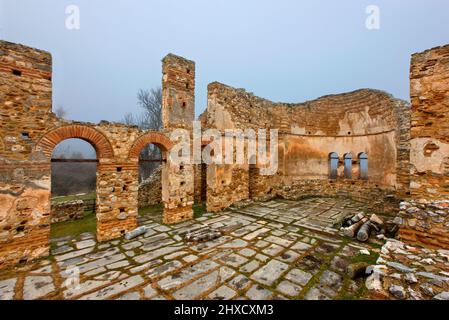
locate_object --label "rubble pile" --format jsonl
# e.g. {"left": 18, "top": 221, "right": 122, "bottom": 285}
{"left": 340, "top": 213, "right": 399, "bottom": 242}
{"left": 365, "top": 239, "right": 449, "bottom": 300}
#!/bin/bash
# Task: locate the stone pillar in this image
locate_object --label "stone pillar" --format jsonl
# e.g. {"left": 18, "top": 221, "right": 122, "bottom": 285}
{"left": 160, "top": 54, "right": 196, "bottom": 223}
{"left": 0, "top": 41, "right": 53, "bottom": 269}
{"left": 96, "top": 162, "right": 138, "bottom": 241}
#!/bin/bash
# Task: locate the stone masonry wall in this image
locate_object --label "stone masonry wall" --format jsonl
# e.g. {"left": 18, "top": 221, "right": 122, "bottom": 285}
{"left": 403, "top": 45, "right": 449, "bottom": 249}
{"left": 50, "top": 200, "right": 84, "bottom": 223}
{"left": 205, "top": 82, "right": 410, "bottom": 212}
{"left": 399, "top": 200, "right": 449, "bottom": 249}
{"left": 0, "top": 42, "right": 196, "bottom": 269}
{"left": 410, "top": 44, "right": 449, "bottom": 199}
{"left": 138, "top": 166, "right": 162, "bottom": 208}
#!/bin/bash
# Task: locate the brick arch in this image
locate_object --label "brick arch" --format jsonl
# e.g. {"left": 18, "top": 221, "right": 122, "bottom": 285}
{"left": 35, "top": 125, "right": 114, "bottom": 159}
{"left": 128, "top": 132, "right": 173, "bottom": 159}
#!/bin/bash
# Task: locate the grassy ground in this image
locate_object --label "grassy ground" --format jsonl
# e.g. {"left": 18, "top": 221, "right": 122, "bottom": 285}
{"left": 138, "top": 203, "right": 163, "bottom": 217}
{"left": 50, "top": 210, "right": 96, "bottom": 239}
{"left": 51, "top": 192, "right": 96, "bottom": 203}
{"left": 138, "top": 202, "right": 207, "bottom": 219}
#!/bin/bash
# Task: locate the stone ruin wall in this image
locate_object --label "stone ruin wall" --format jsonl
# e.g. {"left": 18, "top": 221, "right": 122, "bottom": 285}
{"left": 138, "top": 167, "right": 162, "bottom": 208}
{"left": 399, "top": 44, "right": 449, "bottom": 248}
{"left": 409, "top": 44, "right": 449, "bottom": 199}
{"left": 50, "top": 200, "right": 84, "bottom": 223}
{"left": 0, "top": 41, "right": 195, "bottom": 269}
{"left": 204, "top": 82, "right": 410, "bottom": 213}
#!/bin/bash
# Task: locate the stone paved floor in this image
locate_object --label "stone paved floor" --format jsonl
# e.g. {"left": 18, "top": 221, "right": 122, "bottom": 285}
{"left": 0, "top": 198, "right": 385, "bottom": 300}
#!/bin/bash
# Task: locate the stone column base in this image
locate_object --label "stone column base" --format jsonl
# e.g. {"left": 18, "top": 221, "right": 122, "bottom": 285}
{"left": 97, "top": 217, "right": 137, "bottom": 242}
{"left": 163, "top": 205, "right": 193, "bottom": 224}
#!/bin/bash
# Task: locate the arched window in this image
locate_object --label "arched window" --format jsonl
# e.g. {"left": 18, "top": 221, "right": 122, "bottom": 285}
{"left": 329, "top": 152, "right": 339, "bottom": 179}
{"left": 344, "top": 153, "right": 352, "bottom": 179}
{"left": 359, "top": 152, "right": 368, "bottom": 180}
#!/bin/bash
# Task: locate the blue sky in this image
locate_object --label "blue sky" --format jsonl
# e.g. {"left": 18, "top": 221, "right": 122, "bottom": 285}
{"left": 1, "top": 0, "right": 449, "bottom": 125}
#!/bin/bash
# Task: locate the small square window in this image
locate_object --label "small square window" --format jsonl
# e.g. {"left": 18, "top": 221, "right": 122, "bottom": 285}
{"left": 117, "top": 167, "right": 122, "bottom": 172}
{"left": 12, "top": 69, "right": 22, "bottom": 76}
{"left": 119, "top": 208, "right": 125, "bottom": 213}
{"left": 21, "top": 132, "right": 30, "bottom": 140}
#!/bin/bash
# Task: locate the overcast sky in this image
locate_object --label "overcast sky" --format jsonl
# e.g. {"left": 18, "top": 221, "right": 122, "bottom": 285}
{"left": 1, "top": 0, "right": 449, "bottom": 125}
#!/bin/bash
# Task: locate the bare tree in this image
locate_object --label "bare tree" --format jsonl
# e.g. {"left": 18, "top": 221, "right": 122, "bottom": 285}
{"left": 137, "top": 87, "right": 163, "bottom": 130}
{"left": 121, "top": 87, "right": 163, "bottom": 181}
{"left": 121, "top": 112, "right": 136, "bottom": 126}
{"left": 55, "top": 105, "right": 68, "bottom": 119}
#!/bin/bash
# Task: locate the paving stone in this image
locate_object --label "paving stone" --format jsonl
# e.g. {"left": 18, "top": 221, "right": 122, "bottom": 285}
{"left": 80, "top": 275, "right": 144, "bottom": 300}
{"left": 317, "top": 271, "right": 343, "bottom": 297}
{"left": 0, "top": 278, "right": 16, "bottom": 300}
{"left": 228, "top": 275, "right": 251, "bottom": 291}
{"left": 75, "top": 239, "right": 96, "bottom": 250}
{"left": 218, "top": 266, "right": 237, "bottom": 282}
{"left": 125, "top": 250, "right": 135, "bottom": 257}
{"left": 254, "top": 240, "right": 269, "bottom": 248}
{"left": 219, "top": 239, "right": 248, "bottom": 249}
{"left": 164, "top": 251, "right": 187, "bottom": 260}
{"left": 183, "top": 255, "right": 198, "bottom": 263}
{"left": 291, "top": 242, "right": 312, "bottom": 252}
{"left": 106, "top": 259, "right": 130, "bottom": 269}
{"left": 64, "top": 279, "right": 108, "bottom": 299}
{"left": 141, "top": 238, "right": 175, "bottom": 252}
{"left": 208, "top": 285, "right": 237, "bottom": 300}
{"left": 154, "top": 225, "right": 171, "bottom": 232}
{"left": 304, "top": 287, "right": 330, "bottom": 300}
{"left": 277, "top": 280, "right": 303, "bottom": 297}
{"left": 246, "top": 284, "right": 273, "bottom": 300}
{"left": 147, "top": 260, "right": 183, "bottom": 279}
{"left": 285, "top": 268, "right": 313, "bottom": 286}
{"left": 76, "top": 253, "right": 127, "bottom": 273}
{"left": 278, "top": 250, "right": 300, "bottom": 263}
{"left": 240, "top": 260, "right": 260, "bottom": 273}
{"left": 23, "top": 276, "right": 55, "bottom": 300}
{"left": 265, "top": 235, "right": 293, "bottom": 247}
{"left": 122, "top": 241, "right": 142, "bottom": 250}
{"left": 129, "top": 259, "right": 163, "bottom": 274}
{"left": 158, "top": 260, "right": 219, "bottom": 290}
{"left": 84, "top": 267, "right": 107, "bottom": 277}
{"left": 433, "top": 291, "right": 449, "bottom": 300}
{"left": 143, "top": 284, "right": 158, "bottom": 299}
{"left": 32, "top": 264, "right": 53, "bottom": 274}
{"left": 116, "top": 292, "right": 141, "bottom": 300}
{"left": 239, "top": 248, "right": 256, "bottom": 257}
{"left": 172, "top": 270, "right": 220, "bottom": 299}
{"left": 243, "top": 228, "right": 271, "bottom": 240}
{"left": 94, "top": 270, "right": 122, "bottom": 281}
{"left": 255, "top": 253, "right": 269, "bottom": 262}
{"left": 221, "top": 253, "right": 248, "bottom": 268}
{"left": 250, "top": 260, "right": 289, "bottom": 286}
{"left": 262, "top": 244, "right": 284, "bottom": 256}
{"left": 55, "top": 247, "right": 94, "bottom": 262}
{"left": 134, "top": 246, "right": 180, "bottom": 264}
{"left": 52, "top": 245, "right": 73, "bottom": 255}
{"left": 330, "top": 256, "right": 349, "bottom": 273}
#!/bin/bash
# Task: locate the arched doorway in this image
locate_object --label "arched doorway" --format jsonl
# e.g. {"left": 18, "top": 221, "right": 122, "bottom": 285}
{"left": 36, "top": 125, "right": 114, "bottom": 241}
{"left": 136, "top": 142, "right": 164, "bottom": 222}
{"left": 50, "top": 138, "right": 97, "bottom": 239}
